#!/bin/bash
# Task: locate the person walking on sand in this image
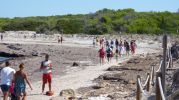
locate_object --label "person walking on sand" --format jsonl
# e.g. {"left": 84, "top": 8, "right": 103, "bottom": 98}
{"left": 58, "top": 36, "right": 61, "bottom": 43}
{"left": 106, "top": 46, "right": 113, "bottom": 63}
{"left": 125, "top": 41, "right": 130, "bottom": 56}
{"left": 1, "top": 34, "right": 3, "bottom": 41}
{"left": 14, "top": 63, "right": 33, "bottom": 100}
{"left": 93, "top": 37, "right": 96, "bottom": 47}
{"left": 40, "top": 54, "right": 53, "bottom": 94}
{"left": 110, "top": 39, "right": 114, "bottom": 48}
{"left": 131, "top": 40, "right": 137, "bottom": 55}
{"left": 115, "top": 39, "right": 119, "bottom": 49}
{"left": 106, "top": 40, "right": 109, "bottom": 48}
{"left": 115, "top": 48, "right": 119, "bottom": 62}
{"left": 96, "top": 37, "right": 99, "bottom": 45}
{"left": 60, "top": 36, "right": 63, "bottom": 43}
{"left": 0, "top": 61, "right": 15, "bottom": 100}
{"left": 118, "top": 40, "right": 123, "bottom": 57}
{"left": 99, "top": 38, "right": 103, "bottom": 47}
{"left": 99, "top": 47, "right": 105, "bottom": 65}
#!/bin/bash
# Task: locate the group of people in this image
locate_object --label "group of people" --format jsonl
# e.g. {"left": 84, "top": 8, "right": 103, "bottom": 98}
{"left": 97, "top": 37, "right": 137, "bottom": 65}
{"left": 0, "top": 54, "right": 53, "bottom": 100}
{"left": 57, "top": 36, "right": 63, "bottom": 43}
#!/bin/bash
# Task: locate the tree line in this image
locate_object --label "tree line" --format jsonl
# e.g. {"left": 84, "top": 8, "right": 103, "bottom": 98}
{"left": 0, "top": 8, "right": 179, "bottom": 35}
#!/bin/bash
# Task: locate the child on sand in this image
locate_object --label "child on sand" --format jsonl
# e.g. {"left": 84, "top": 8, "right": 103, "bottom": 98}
{"left": 14, "top": 63, "right": 33, "bottom": 100}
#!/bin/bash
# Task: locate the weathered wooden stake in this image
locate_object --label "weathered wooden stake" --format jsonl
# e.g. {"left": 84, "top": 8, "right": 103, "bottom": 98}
{"left": 136, "top": 75, "right": 141, "bottom": 100}
{"left": 152, "top": 66, "right": 155, "bottom": 85}
{"left": 161, "top": 34, "right": 167, "bottom": 95}
{"left": 156, "top": 72, "right": 162, "bottom": 100}
{"left": 146, "top": 73, "right": 151, "bottom": 92}
{"left": 170, "top": 48, "right": 173, "bottom": 68}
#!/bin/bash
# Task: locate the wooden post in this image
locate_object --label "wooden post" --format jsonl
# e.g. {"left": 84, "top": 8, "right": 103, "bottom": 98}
{"left": 136, "top": 75, "right": 141, "bottom": 100}
{"left": 168, "top": 47, "right": 171, "bottom": 68}
{"left": 146, "top": 73, "right": 151, "bottom": 92}
{"left": 170, "top": 48, "right": 173, "bottom": 68}
{"left": 156, "top": 72, "right": 162, "bottom": 100}
{"left": 161, "top": 34, "right": 167, "bottom": 95}
{"left": 151, "top": 66, "right": 155, "bottom": 86}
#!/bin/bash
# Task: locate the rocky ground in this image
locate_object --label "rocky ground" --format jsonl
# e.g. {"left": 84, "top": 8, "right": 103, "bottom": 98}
{"left": 76, "top": 52, "right": 163, "bottom": 100}
{"left": 0, "top": 43, "right": 98, "bottom": 82}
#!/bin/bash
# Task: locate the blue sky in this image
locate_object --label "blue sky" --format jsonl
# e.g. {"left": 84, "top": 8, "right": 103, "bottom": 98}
{"left": 0, "top": 0, "right": 178, "bottom": 18}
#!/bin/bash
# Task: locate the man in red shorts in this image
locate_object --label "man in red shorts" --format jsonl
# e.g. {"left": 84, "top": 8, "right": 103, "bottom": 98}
{"left": 40, "top": 54, "right": 52, "bottom": 94}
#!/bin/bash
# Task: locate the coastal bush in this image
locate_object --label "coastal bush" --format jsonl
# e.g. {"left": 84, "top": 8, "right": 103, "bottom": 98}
{"left": 0, "top": 8, "right": 179, "bottom": 35}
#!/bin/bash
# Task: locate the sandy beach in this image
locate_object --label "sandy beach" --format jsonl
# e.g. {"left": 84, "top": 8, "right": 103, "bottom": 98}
{"left": 0, "top": 33, "right": 162, "bottom": 100}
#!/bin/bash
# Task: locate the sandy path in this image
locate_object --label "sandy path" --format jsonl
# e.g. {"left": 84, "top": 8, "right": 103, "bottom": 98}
{"left": 24, "top": 41, "right": 160, "bottom": 100}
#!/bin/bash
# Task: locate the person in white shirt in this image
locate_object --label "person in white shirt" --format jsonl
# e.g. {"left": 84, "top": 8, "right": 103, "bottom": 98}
{"left": 40, "top": 54, "right": 53, "bottom": 94}
{"left": 0, "top": 61, "right": 15, "bottom": 100}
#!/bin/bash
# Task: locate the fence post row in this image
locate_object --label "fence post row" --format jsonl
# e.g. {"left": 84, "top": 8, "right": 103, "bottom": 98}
{"left": 136, "top": 35, "right": 170, "bottom": 100}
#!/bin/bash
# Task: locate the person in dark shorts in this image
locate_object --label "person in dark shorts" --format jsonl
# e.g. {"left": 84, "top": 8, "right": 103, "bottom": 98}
{"left": 60, "top": 36, "right": 63, "bottom": 43}
{"left": 125, "top": 41, "right": 130, "bottom": 56}
{"left": 115, "top": 39, "right": 119, "bottom": 48}
{"left": 14, "top": 63, "right": 33, "bottom": 100}
{"left": 110, "top": 40, "right": 114, "bottom": 47}
{"left": 0, "top": 61, "right": 15, "bottom": 100}
{"left": 106, "top": 47, "right": 113, "bottom": 63}
{"left": 106, "top": 40, "right": 109, "bottom": 48}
